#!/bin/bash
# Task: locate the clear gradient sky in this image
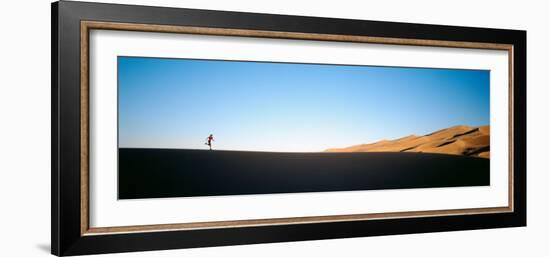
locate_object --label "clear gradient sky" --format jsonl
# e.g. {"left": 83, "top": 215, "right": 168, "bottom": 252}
{"left": 118, "top": 56, "right": 490, "bottom": 152}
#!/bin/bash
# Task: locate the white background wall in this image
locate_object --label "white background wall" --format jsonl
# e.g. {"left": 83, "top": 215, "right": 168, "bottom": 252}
{"left": 0, "top": 0, "right": 548, "bottom": 256}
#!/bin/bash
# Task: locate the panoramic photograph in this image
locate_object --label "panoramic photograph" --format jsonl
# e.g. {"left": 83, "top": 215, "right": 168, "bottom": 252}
{"left": 117, "top": 56, "right": 490, "bottom": 199}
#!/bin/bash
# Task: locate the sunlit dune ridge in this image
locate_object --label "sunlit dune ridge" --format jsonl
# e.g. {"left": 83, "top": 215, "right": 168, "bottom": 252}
{"left": 325, "top": 125, "right": 490, "bottom": 158}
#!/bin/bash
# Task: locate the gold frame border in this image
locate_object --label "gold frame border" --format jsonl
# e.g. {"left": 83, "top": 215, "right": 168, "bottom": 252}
{"left": 80, "top": 21, "right": 514, "bottom": 236}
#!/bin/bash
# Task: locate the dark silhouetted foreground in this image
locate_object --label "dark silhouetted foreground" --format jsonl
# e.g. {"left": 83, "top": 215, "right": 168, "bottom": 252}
{"left": 118, "top": 148, "right": 489, "bottom": 199}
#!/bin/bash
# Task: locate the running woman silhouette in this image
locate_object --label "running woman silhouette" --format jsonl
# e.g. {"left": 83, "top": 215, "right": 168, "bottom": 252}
{"left": 205, "top": 134, "right": 214, "bottom": 150}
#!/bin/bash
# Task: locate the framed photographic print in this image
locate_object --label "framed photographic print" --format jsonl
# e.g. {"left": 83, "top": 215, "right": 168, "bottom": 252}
{"left": 51, "top": 1, "right": 526, "bottom": 256}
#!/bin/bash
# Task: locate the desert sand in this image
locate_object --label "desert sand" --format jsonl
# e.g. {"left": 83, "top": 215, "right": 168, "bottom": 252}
{"left": 119, "top": 148, "right": 489, "bottom": 199}
{"left": 325, "top": 125, "right": 490, "bottom": 158}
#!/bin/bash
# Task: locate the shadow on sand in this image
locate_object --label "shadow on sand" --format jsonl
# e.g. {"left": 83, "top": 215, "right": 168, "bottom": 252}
{"left": 118, "top": 148, "right": 490, "bottom": 199}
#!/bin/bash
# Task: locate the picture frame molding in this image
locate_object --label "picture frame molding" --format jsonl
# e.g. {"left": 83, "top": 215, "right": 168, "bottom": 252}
{"left": 52, "top": 1, "right": 526, "bottom": 256}
{"left": 80, "top": 19, "right": 515, "bottom": 235}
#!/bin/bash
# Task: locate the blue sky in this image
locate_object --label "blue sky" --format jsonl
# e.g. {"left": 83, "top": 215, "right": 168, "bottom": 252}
{"left": 118, "top": 56, "right": 490, "bottom": 152}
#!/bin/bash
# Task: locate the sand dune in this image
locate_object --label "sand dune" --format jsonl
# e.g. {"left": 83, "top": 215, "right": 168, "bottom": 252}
{"left": 325, "top": 125, "right": 490, "bottom": 158}
{"left": 119, "top": 148, "right": 489, "bottom": 199}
